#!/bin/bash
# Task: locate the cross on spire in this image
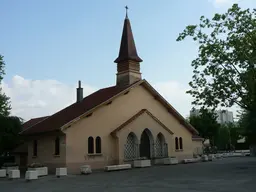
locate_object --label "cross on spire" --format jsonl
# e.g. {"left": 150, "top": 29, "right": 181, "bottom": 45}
{"left": 125, "top": 6, "right": 128, "bottom": 18}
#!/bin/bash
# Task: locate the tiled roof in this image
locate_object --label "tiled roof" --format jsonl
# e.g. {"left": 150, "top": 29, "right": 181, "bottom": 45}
{"left": 192, "top": 135, "right": 204, "bottom": 140}
{"left": 21, "top": 83, "right": 136, "bottom": 135}
{"left": 22, "top": 116, "right": 49, "bottom": 131}
{"left": 21, "top": 80, "right": 200, "bottom": 136}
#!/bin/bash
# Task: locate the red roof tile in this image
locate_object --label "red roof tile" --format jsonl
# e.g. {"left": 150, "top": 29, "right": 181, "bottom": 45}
{"left": 21, "top": 83, "right": 136, "bottom": 135}
{"left": 22, "top": 116, "right": 49, "bottom": 131}
{"left": 192, "top": 135, "right": 204, "bottom": 140}
{"left": 21, "top": 80, "right": 200, "bottom": 136}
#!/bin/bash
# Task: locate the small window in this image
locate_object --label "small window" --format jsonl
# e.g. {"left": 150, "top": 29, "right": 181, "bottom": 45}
{"left": 179, "top": 137, "right": 183, "bottom": 150}
{"left": 96, "top": 136, "right": 101, "bottom": 154}
{"left": 33, "top": 140, "right": 37, "bottom": 156}
{"left": 88, "top": 137, "right": 94, "bottom": 154}
{"left": 55, "top": 137, "right": 60, "bottom": 155}
{"left": 175, "top": 137, "right": 179, "bottom": 150}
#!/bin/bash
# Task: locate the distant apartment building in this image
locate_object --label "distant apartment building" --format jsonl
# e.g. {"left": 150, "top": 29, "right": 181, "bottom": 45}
{"left": 190, "top": 109, "right": 234, "bottom": 124}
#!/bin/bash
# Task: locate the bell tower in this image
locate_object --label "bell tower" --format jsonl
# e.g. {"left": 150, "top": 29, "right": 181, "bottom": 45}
{"left": 114, "top": 7, "right": 143, "bottom": 87}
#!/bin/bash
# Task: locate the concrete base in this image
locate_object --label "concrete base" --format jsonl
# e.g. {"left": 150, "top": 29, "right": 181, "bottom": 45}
{"left": 8, "top": 170, "right": 20, "bottom": 179}
{"left": 183, "top": 158, "right": 199, "bottom": 164}
{"left": 133, "top": 159, "right": 151, "bottom": 168}
{"left": 208, "top": 154, "right": 214, "bottom": 161}
{"left": 5, "top": 166, "right": 19, "bottom": 175}
{"left": 163, "top": 157, "right": 178, "bottom": 165}
{"left": 80, "top": 165, "right": 92, "bottom": 174}
{"left": 56, "top": 168, "right": 67, "bottom": 177}
{"left": 0, "top": 169, "right": 7, "bottom": 177}
{"left": 28, "top": 167, "right": 48, "bottom": 176}
{"left": 25, "top": 171, "right": 38, "bottom": 181}
{"left": 105, "top": 164, "right": 131, "bottom": 172}
{"left": 202, "top": 155, "right": 209, "bottom": 162}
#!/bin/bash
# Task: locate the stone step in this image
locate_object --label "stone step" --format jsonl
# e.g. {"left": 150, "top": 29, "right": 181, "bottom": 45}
{"left": 105, "top": 164, "right": 131, "bottom": 172}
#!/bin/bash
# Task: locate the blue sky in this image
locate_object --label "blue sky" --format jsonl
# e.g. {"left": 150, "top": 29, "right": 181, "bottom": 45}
{"left": 0, "top": 0, "right": 254, "bottom": 120}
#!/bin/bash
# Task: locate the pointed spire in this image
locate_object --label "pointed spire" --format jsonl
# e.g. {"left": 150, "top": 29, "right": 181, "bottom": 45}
{"left": 114, "top": 7, "right": 142, "bottom": 63}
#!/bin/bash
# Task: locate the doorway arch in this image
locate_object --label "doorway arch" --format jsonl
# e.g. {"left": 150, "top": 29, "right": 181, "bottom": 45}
{"left": 140, "top": 128, "right": 154, "bottom": 159}
{"left": 155, "top": 133, "right": 166, "bottom": 158}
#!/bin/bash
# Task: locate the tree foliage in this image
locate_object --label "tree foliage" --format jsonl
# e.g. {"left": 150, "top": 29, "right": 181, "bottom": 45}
{"left": 189, "top": 108, "right": 220, "bottom": 144}
{"left": 177, "top": 4, "right": 256, "bottom": 112}
{"left": 0, "top": 55, "right": 11, "bottom": 116}
{"left": 238, "top": 110, "right": 256, "bottom": 144}
{"left": 0, "top": 55, "right": 22, "bottom": 155}
{"left": 216, "top": 122, "right": 241, "bottom": 150}
{"left": 0, "top": 116, "right": 23, "bottom": 154}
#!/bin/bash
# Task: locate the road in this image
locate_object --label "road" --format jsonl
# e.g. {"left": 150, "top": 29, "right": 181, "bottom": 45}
{"left": 0, "top": 157, "right": 255, "bottom": 192}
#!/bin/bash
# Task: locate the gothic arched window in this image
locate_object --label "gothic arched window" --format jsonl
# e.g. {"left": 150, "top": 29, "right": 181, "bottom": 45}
{"left": 88, "top": 137, "right": 94, "bottom": 154}
{"left": 96, "top": 136, "right": 101, "bottom": 154}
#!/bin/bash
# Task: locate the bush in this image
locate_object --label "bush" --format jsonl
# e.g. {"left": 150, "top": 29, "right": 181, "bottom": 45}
{"left": 2, "top": 162, "right": 18, "bottom": 167}
{"left": 28, "top": 162, "right": 44, "bottom": 168}
{"left": 0, "top": 155, "right": 15, "bottom": 167}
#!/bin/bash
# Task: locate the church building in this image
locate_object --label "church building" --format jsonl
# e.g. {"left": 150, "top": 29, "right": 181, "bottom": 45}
{"left": 20, "top": 12, "right": 203, "bottom": 173}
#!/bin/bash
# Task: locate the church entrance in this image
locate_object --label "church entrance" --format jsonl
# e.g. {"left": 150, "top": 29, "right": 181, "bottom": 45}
{"left": 140, "top": 129, "right": 153, "bottom": 159}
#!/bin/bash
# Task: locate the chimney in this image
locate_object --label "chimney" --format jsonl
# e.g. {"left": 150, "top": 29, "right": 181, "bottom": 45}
{"left": 76, "top": 80, "right": 83, "bottom": 102}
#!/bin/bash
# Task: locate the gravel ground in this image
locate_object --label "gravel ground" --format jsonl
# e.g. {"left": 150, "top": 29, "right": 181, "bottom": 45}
{"left": 0, "top": 157, "right": 255, "bottom": 192}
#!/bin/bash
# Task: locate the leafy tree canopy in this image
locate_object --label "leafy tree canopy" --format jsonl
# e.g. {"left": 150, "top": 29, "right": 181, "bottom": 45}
{"left": 0, "top": 116, "right": 23, "bottom": 155}
{"left": 0, "top": 55, "right": 22, "bottom": 155}
{"left": 238, "top": 110, "right": 256, "bottom": 144}
{"left": 0, "top": 55, "right": 11, "bottom": 116}
{"left": 189, "top": 108, "right": 220, "bottom": 144}
{"left": 177, "top": 4, "right": 256, "bottom": 112}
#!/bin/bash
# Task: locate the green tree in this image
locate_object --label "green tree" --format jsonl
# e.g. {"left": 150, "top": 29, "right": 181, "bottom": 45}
{"left": 216, "top": 126, "right": 230, "bottom": 150}
{"left": 238, "top": 110, "right": 256, "bottom": 144}
{"left": 189, "top": 108, "right": 220, "bottom": 145}
{"left": 177, "top": 4, "right": 256, "bottom": 143}
{"left": 0, "top": 55, "right": 22, "bottom": 156}
{"left": 0, "top": 55, "right": 11, "bottom": 116}
{"left": 0, "top": 116, "right": 23, "bottom": 155}
{"left": 216, "top": 123, "right": 242, "bottom": 150}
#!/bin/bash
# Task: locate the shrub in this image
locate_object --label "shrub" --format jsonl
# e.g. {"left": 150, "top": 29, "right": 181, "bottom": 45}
{"left": 2, "top": 162, "right": 18, "bottom": 167}
{"left": 28, "top": 162, "right": 44, "bottom": 168}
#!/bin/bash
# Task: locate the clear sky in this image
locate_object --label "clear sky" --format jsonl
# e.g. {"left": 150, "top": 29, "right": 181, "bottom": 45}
{"left": 0, "top": 0, "right": 254, "bottom": 120}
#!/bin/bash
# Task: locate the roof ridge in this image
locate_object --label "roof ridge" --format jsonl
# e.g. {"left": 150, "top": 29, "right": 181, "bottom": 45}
{"left": 21, "top": 81, "right": 144, "bottom": 135}
{"left": 25, "top": 87, "right": 108, "bottom": 130}
{"left": 111, "top": 108, "right": 173, "bottom": 136}
{"left": 20, "top": 116, "right": 50, "bottom": 134}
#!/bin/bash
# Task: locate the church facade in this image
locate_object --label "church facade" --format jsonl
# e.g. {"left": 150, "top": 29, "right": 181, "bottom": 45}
{"left": 20, "top": 13, "right": 203, "bottom": 173}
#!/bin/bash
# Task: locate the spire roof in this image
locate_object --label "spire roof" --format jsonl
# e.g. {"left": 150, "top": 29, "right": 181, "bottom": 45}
{"left": 114, "top": 13, "right": 142, "bottom": 63}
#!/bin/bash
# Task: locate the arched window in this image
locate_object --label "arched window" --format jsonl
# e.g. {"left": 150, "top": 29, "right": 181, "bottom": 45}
{"left": 33, "top": 140, "right": 37, "bottom": 156}
{"left": 175, "top": 137, "right": 179, "bottom": 150}
{"left": 96, "top": 136, "right": 101, "bottom": 154}
{"left": 179, "top": 137, "right": 183, "bottom": 150}
{"left": 124, "top": 132, "right": 138, "bottom": 160}
{"left": 88, "top": 137, "right": 94, "bottom": 154}
{"left": 55, "top": 137, "right": 60, "bottom": 155}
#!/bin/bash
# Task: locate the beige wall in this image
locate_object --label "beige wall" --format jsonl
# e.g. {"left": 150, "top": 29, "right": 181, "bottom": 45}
{"left": 27, "top": 133, "right": 66, "bottom": 173}
{"left": 116, "top": 112, "right": 174, "bottom": 163}
{"left": 64, "top": 85, "right": 196, "bottom": 172}
{"left": 192, "top": 140, "right": 203, "bottom": 155}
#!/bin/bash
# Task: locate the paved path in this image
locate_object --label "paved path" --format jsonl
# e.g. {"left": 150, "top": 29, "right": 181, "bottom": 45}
{"left": 1, "top": 157, "right": 256, "bottom": 192}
